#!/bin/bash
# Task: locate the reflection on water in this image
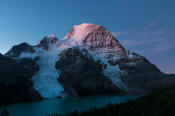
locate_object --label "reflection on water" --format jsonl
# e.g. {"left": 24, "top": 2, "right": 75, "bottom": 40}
{"left": 1, "top": 94, "right": 140, "bottom": 116}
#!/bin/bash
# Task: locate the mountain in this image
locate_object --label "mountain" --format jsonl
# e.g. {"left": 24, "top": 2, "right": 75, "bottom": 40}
{"left": 36, "top": 34, "right": 59, "bottom": 50}
{"left": 56, "top": 48, "right": 124, "bottom": 97}
{"left": 5, "top": 35, "right": 59, "bottom": 57}
{"left": 1, "top": 23, "right": 175, "bottom": 104}
{"left": 0, "top": 54, "right": 41, "bottom": 106}
{"left": 5, "top": 42, "right": 35, "bottom": 57}
{"left": 64, "top": 23, "right": 126, "bottom": 51}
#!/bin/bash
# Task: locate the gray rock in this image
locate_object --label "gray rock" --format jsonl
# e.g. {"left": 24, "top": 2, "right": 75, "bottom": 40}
{"left": 0, "top": 56, "right": 41, "bottom": 106}
{"left": 36, "top": 35, "right": 59, "bottom": 50}
{"left": 65, "top": 23, "right": 126, "bottom": 54}
{"left": 2, "top": 23, "right": 175, "bottom": 101}
{"left": 5, "top": 42, "right": 35, "bottom": 57}
{"left": 56, "top": 48, "right": 124, "bottom": 97}
{"left": 115, "top": 53, "right": 175, "bottom": 94}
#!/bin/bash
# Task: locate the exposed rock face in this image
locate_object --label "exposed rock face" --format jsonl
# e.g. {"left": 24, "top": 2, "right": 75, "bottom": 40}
{"left": 36, "top": 35, "right": 59, "bottom": 50}
{"left": 55, "top": 47, "right": 175, "bottom": 97}
{"left": 5, "top": 42, "right": 35, "bottom": 57}
{"left": 65, "top": 23, "right": 126, "bottom": 53}
{"left": 57, "top": 23, "right": 175, "bottom": 96}
{"left": 5, "top": 34, "right": 59, "bottom": 58}
{"left": 116, "top": 53, "right": 175, "bottom": 94}
{"left": 0, "top": 53, "right": 3, "bottom": 58}
{"left": 3, "top": 23, "right": 175, "bottom": 100}
{"left": 56, "top": 48, "right": 124, "bottom": 97}
{"left": 0, "top": 55, "right": 41, "bottom": 106}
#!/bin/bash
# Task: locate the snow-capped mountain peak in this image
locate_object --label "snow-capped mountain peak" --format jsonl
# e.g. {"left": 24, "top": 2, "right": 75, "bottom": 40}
{"left": 65, "top": 23, "right": 126, "bottom": 52}
{"left": 65, "top": 23, "right": 101, "bottom": 39}
{"left": 48, "top": 34, "right": 57, "bottom": 39}
{"left": 36, "top": 35, "right": 59, "bottom": 50}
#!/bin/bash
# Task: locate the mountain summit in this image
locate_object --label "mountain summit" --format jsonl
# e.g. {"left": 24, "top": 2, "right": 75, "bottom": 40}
{"left": 2, "top": 23, "right": 175, "bottom": 102}
{"left": 65, "top": 23, "right": 125, "bottom": 51}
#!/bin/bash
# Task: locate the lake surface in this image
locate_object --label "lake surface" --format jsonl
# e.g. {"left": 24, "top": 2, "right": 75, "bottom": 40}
{"left": 1, "top": 95, "right": 140, "bottom": 116}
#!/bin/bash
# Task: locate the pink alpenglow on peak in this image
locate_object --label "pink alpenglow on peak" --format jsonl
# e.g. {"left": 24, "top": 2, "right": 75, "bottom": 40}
{"left": 65, "top": 23, "right": 126, "bottom": 51}
{"left": 65, "top": 23, "right": 101, "bottom": 39}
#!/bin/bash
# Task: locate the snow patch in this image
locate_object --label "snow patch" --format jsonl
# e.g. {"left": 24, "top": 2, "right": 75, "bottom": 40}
{"left": 87, "top": 49, "right": 127, "bottom": 90}
{"left": 20, "top": 47, "right": 45, "bottom": 58}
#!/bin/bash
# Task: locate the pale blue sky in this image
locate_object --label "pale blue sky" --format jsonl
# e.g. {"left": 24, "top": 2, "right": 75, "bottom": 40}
{"left": 0, "top": 0, "right": 174, "bottom": 73}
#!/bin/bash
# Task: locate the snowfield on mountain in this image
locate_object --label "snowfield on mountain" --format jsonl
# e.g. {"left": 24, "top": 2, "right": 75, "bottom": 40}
{"left": 2, "top": 23, "right": 175, "bottom": 100}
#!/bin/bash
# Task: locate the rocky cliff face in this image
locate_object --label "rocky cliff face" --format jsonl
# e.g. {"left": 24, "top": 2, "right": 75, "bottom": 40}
{"left": 4, "top": 35, "right": 59, "bottom": 57}
{"left": 5, "top": 42, "right": 35, "bottom": 57}
{"left": 115, "top": 53, "right": 175, "bottom": 94}
{"left": 65, "top": 23, "right": 126, "bottom": 53}
{"left": 55, "top": 48, "right": 175, "bottom": 96}
{"left": 36, "top": 34, "right": 59, "bottom": 50}
{"left": 59, "top": 23, "right": 175, "bottom": 95}
{"left": 56, "top": 48, "right": 124, "bottom": 97}
{"left": 0, "top": 55, "right": 41, "bottom": 106}
{"left": 3, "top": 23, "right": 175, "bottom": 101}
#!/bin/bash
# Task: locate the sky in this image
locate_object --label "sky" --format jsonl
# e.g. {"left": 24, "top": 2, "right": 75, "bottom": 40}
{"left": 0, "top": 0, "right": 174, "bottom": 74}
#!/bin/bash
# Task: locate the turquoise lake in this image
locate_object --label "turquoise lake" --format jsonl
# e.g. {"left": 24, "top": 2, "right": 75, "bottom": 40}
{"left": 1, "top": 94, "right": 140, "bottom": 116}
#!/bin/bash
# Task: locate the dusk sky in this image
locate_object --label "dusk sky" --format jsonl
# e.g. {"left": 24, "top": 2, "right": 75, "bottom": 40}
{"left": 0, "top": 0, "right": 174, "bottom": 74}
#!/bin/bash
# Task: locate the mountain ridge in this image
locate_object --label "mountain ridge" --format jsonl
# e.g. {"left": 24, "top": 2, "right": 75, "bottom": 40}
{"left": 2, "top": 23, "right": 175, "bottom": 100}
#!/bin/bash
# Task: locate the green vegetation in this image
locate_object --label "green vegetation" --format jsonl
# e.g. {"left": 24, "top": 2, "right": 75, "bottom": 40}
{"left": 47, "top": 88, "right": 175, "bottom": 116}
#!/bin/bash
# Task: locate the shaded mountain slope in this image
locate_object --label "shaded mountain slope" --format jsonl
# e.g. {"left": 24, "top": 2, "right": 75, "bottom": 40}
{"left": 0, "top": 54, "right": 41, "bottom": 106}
{"left": 2, "top": 23, "right": 175, "bottom": 100}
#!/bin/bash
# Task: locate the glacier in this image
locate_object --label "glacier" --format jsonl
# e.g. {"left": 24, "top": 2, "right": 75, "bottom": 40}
{"left": 19, "top": 37, "right": 85, "bottom": 99}
{"left": 32, "top": 51, "right": 64, "bottom": 99}
{"left": 20, "top": 41, "right": 65, "bottom": 99}
{"left": 18, "top": 30, "right": 128, "bottom": 98}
